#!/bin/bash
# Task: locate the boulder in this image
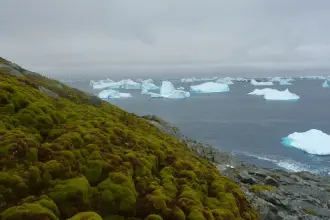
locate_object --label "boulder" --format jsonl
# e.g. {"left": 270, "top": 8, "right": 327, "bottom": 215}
{"left": 265, "top": 176, "right": 280, "bottom": 187}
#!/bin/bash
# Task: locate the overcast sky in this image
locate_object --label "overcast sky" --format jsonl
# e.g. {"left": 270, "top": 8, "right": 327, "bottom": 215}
{"left": 1, "top": 0, "right": 330, "bottom": 77}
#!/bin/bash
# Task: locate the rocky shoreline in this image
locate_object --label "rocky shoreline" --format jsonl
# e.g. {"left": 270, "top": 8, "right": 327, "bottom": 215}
{"left": 143, "top": 115, "right": 330, "bottom": 220}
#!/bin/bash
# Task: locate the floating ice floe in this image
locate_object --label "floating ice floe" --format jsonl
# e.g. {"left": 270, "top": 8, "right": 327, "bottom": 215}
{"left": 322, "top": 80, "right": 329, "bottom": 88}
{"left": 251, "top": 79, "right": 274, "bottom": 86}
{"left": 200, "top": 77, "right": 218, "bottom": 81}
{"left": 181, "top": 77, "right": 199, "bottom": 83}
{"left": 282, "top": 129, "right": 330, "bottom": 155}
{"left": 216, "top": 77, "right": 234, "bottom": 85}
{"left": 269, "top": 77, "right": 293, "bottom": 85}
{"left": 248, "top": 88, "right": 299, "bottom": 100}
{"left": 279, "top": 79, "right": 292, "bottom": 85}
{"left": 98, "top": 89, "right": 132, "bottom": 99}
{"left": 181, "top": 77, "right": 217, "bottom": 83}
{"left": 300, "top": 75, "right": 326, "bottom": 80}
{"left": 190, "top": 82, "right": 229, "bottom": 93}
{"left": 90, "top": 79, "right": 122, "bottom": 90}
{"left": 177, "top": 87, "right": 185, "bottom": 90}
{"left": 235, "top": 77, "right": 249, "bottom": 82}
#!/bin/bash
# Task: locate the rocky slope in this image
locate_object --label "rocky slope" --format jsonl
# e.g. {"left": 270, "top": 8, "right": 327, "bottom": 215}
{"left": 145, "top": 116, "right": 330, "bottom": 220}
{"left": 0, "top": 58, "right": 257, "bottom": 220}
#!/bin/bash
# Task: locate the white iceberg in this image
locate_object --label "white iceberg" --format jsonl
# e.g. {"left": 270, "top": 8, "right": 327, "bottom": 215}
{"left": 251, "top": 79, "right": 274, "bottom": 86}
{"left": 177, "top": 87, "right": 185, "bottom": 90}
{"left": 235, "top": 77, "right": 249, "bottom": 82}
{"left": 90, "top": 79, "right": 122, "bottom": 90}
{"left": 322, "top": 80, "right": 329, "bottom": 88}
{"left": 200, "top": 77, "right": 218, "bottom": 81}
{"left": 98, "top": 89, "right": 132, "bottom": 99}
{"left": 216, "top": 77, "right": 234, "bottom": 85}
{"left": 248, "top": 88, "right": 299, "bottom": 100}
{"left": 160, "top": 81, "right": 176, "bottom": 96}
{"left": 268, "top": 77, "right": 293, "bottom": 85}
{"left": 120, "top": 79, "right": 141, "bottom": 89}
{"left": 300, "top": 76, "right": 326, "bottom": 80}
{"left": 282, "top": 129, "right": 330, "bottom": 155}
{"left": 145, "top": 81, "right": 190, "bottom": 99}
{"left": 165, "top": 90, "right": 190, "bottom": 99}
{"left": 181, "top": 77, "right": 199, "bottom": 83}
{"left": 190, "top": 82, "right": 229, "bottom": 93}
{"left": 142, "top": 78, "right": 154, "bottom": 83}
{"left": 141, "top": 89, "right": 149, "bottom": 95}
{"left": 141, "top": 82, "right": 159, "bottom": 90}
{"left": 248, "top": 88, "right": 276, "bottom": 96}
{"left": 279, "top": 79, "right": 292, "bottom": 85}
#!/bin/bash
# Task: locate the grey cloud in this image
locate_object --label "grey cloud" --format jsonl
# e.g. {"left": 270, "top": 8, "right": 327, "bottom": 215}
{"left": 1, "top": 0, "right": 330, "bottom": 76}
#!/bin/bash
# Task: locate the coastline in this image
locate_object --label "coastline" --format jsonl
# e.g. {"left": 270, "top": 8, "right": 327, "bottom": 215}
{"left": 143, "top": 115, "right": 330, "bottom": 220}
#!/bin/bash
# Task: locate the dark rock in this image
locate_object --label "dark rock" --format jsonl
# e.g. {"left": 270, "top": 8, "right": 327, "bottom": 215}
{"left": 249, "top": 170, "right": 268, "bottom": 178}
{"left": 0, "top": 64, "right": 23, "bottom": 76}
{"left": 265, "top": 176, "right": 280, "bottom": 187}
{"left": 238, "top": 171, "right": 257, "bottom": 184}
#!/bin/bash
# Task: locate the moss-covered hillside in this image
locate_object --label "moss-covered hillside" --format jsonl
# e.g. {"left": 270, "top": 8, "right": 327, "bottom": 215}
{"left": 0, "top": 58, "right": 258, "bottom": 220}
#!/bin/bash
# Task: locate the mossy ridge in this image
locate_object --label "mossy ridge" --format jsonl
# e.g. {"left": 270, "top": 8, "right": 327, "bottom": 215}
{"left": 0, "top": 58, "right": 258, "bottom": 220}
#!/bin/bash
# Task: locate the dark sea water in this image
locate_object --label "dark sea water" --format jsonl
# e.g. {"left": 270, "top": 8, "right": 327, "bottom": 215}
{"left": 66, "top": 79, "right": 330, "bottom": 175}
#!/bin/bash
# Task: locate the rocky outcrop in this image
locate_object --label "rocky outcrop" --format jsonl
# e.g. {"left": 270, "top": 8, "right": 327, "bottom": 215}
{"left": 145, "top": 115, "right": 330, "bottom": 220}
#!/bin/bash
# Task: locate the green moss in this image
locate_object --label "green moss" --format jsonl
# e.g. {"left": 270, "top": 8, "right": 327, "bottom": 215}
{"left": 1, "top": 203, "right": 59, "bottom": 220}
{"left": 187, "top": 209, "right": 205, "bottom": 220}
{"left": 84, "top": 160, "right": 105, "bottom": 184}
{"left": 43, "top": 160, "right": 63, "bottom": 178}
{"left": 172, "top": 207, "right": 186, "bottom": 220}
{"left": 303, "top": 208, "right": 317, "bottom": 216}
{"left": 48, "top": 176, "right": 90, "bottom": 218}
{"left": 0, "top": 57, "right": 258, "bottom": 220}
{"left": 145, "top": 214, "right": 163, "bottom": 220}
{"left": 248, "top": 184, "right": 275, "bottom": 193}
{"left": 26, "top": 148, "right": 38, "bottom": 162}
{"left": 95, "top": 172, "right": 137, "bottom": 215}
{"left": 68, "top": 212, "right": 102, "bottom": 220}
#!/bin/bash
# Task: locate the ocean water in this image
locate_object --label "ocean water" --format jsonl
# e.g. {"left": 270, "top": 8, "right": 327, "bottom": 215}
{"left": 66, "top": 79, "right": 330, "bottom": 175}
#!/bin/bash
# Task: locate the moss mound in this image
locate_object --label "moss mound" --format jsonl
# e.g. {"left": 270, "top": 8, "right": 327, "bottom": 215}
{"left": 0, "top": 57, "right": 258, "bottom": 220}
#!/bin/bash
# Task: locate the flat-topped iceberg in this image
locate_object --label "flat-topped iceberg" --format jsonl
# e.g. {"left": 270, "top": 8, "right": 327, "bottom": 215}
{"left": 300, "top": 75, "right": 326, "bottom": 80}
{"left": 181, "top": 77, "right": 198, "bottom": 83}
{"left": 90, "top": 79, "right": 122, "bottom": 90}
{"left": 181, "top": 77, "right": 217, "bottom": 83}
{"left": 282, "top": 129, "right": 330, "bottom": 155}
{"left": 248, "top": 88, "right": 299, "bottom": 100}
{"left": 91, "top": 79, "right": 142, "bottom": 90}
{"left": 190, "top": 82, "right": 229, "bottom": 93}
{"left": 251, "top": 79, "right": 274, "bottom": 86}
{"left": 98, "top": 89, "right": 132, "bottom": 99}
{"left": 322, "top": 80, "right": 329, "bottom": 88}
